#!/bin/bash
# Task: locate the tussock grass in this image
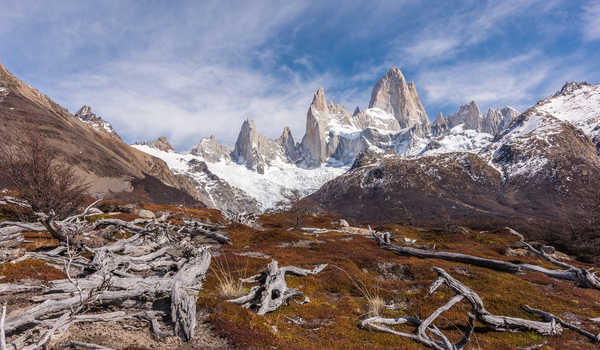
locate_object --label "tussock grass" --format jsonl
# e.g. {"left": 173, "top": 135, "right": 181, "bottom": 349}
{"left": 332, "top": 265, "right": 384, "bottom": 317}
{"left": 210, "top": 254, "right": 248, "bottom": 299}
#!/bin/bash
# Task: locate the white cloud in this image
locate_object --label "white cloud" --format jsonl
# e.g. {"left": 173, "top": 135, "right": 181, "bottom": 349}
{"left": 415, "top": 52, "right": 554, "bottom": 111}
{"left": 398, "top": 0, "right": 562, "bottom": 64}
{"left": 582, "top": 2, "right": 600, "bottom": 41}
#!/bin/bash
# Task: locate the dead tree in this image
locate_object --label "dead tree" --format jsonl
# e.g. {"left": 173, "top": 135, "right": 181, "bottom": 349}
{"left": 371, "top": 229, "right": 600, "bottom": 290}
{"left": 0, "top": 134, "right": 89, "bottom": 244}
{"left": 0, "top": 207, "right": 221, "bottom": 348}
{"left": 228, "top": 260, "right": 327, "bottom": 315}
{"left": 361, "top": 267, "right": 570, "bottom": 350}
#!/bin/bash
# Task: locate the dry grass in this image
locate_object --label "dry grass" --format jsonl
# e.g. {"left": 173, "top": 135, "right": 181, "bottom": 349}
{"left": 332, "top": 265, "right": 385, "bottom": 317}
{"left": 210, "top": 255, "right": 248, "bottom": 299}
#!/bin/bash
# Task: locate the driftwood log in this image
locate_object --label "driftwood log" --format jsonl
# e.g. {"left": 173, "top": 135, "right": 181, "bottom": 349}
{"left": 229, "top": 260, "right": 327, "bottom": 315}
{"left": 371, "top": 229, "right": 600, "bottom": 290}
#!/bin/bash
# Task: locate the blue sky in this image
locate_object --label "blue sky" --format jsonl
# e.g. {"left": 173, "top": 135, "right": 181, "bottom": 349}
{"left": 1, "top": 0, "right": 599, "bottom": 150}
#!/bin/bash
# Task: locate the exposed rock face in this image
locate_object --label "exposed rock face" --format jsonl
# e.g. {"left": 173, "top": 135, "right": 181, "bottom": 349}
{"left": 448, "top": 101, "right": 483, "bottom": 131}
{"left": 431, "top": 113, "right": 449, "bottom": 136}
{"left": 74, "top": 105, "right": 121, "bottom": 139}
{"left": 0, "top": 61, "right": 200, "bottom": 205}
{"left": 231, "top": 118, "right": 285, "bottom": 173}
{"left": 368, "top": 67, "right": 429, "bottom": 129}
{"left": 190, "top": 135, "right": 231, "bottom": 162}
{"left": 277, "top": 127, "right": 300, "bottom": 162}
{"left": 300, "top": 88, "right": 330, "bottom": 167}
{"left": 483, "top": 106, "right": 519, "bottom": 135}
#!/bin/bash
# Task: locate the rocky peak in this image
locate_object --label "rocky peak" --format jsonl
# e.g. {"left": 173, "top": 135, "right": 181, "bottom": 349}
{"left": 448, "top": 101, "right": 483, "bottom": 131}
{"left": 431, "top": 113, "right": 449, "bottom": 137}
{"left": 74, "top": 105, "right": 121, "bottom": 139}
{"left": 190, "top": 135, "right": 231, "bottom": 162}
{"left": 353, "top": 106, "right": 361, "bottom": 116}
{"left": 554, "top": 81, "right": 592, "bottom": 97}
{"left": 231, "top": 118, "right": 287, "bottom": 173}
{"left": 368, "top": 67, "right": 429, "bottom": 129}
{"left": 311, "top": 87, "right": 328, "bottom": 112}
{"left": 278, "top": 126, "right": 300, "bottom": 162}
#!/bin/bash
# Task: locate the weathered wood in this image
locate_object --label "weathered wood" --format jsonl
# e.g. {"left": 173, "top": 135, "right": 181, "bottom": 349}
{"left": 0, "top": 284, "right": 43, "bottom": 295}
{"left": 372, "top": 230, "right": 522, "bottom": 273}
{"left": 0, "top": 222, "right": 46, "bottom": 232}
{"left": 1, "top": 302, "right": 6, "bottom": 350}
{"left": 229, "top": 261, "right": 327, "bottom": 315}
{"left": 372, "top": 229, "right": 600, "bottom": 289}
{"left": 65, "top": 341, "right": 115, "bottom": 350}
{"left": 522, "top": 305, "right": 600, "bottom": 343}
{"left": 507, "top": 228, "right": 600, "bottom": 289}
{"left": 170, "top": 247, "right": 211, "bottom": 341}
{"left": 430, "top": 267, "right": 562, "bottom": 335}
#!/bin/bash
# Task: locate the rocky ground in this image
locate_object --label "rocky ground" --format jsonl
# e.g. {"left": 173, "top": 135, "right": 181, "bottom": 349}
{"left": 1, "top": 197, "right": 600, "bottom": 350}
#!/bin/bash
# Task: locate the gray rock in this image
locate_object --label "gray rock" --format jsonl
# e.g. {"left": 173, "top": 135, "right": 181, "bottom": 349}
{"left": 368, "top": 67, "right": 429, "bottom": 129}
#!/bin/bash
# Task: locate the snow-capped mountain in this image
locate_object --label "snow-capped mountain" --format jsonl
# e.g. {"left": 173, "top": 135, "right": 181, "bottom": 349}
{"left": 306, "top": 81, "right": 600, "bottom": 251}
{"left": 134, "top": 67, "right": 520, "bottom": 212}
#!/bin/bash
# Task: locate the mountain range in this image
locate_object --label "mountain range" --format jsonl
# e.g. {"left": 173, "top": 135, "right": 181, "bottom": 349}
{"left": 131, "top": 67, "right": 523, "bottom": 211}
{"left": 1, "top": 60, "right": 599, "bottom": 257}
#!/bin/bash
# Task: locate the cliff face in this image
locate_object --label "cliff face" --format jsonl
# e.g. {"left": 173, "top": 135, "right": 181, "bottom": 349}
{"left": 368, "top": 67, "right": 429, "bottom": 129}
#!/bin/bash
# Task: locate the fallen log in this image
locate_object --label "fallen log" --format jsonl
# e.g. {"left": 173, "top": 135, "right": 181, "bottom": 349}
{"left": 371, "top": 229, "right": 600, "bottom": 290}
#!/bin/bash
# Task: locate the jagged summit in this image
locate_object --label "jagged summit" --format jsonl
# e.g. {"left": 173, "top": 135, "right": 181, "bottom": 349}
{"left": 311, "top": 87, "right": 327, "bottom": 111}
{"left": 554, "top": 81, "right": 592, "bottom": 97}
{"left": 448, "top": 100, "right": 483, "bottom": 131}
{"left": 368, "top": 66, "right": 429, "bottom": 129}
{"left": 74, "top": 105, "right": 121, "bottom": 139}
{"left": 190, "top": 135, "right": 231, "bottom": 162}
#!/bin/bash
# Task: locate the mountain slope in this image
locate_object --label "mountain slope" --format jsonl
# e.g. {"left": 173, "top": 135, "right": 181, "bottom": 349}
{"left": 0, "top": 61, "right": 202, "bottom": 205}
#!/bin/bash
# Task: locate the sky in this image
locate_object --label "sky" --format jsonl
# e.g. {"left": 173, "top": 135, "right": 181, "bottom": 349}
{"left": 1, "top": 0, "right": 599, "bottom": 150}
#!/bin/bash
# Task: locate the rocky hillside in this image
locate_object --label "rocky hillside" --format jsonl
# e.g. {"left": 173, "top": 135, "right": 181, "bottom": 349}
{"left": 0, "top": 61, "right": 202, "bottom": 206}
{"left": 306, "top": 82, "right": 600, "bottom": 261}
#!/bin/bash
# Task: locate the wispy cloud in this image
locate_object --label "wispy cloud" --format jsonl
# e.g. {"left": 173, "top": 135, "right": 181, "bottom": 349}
{"left": 397, "top": 0, "right": 563, "bottom": 64}
{"left": 416, "top": 52, "right": 554, "bottom": 111}
{"left": 582, "top": 2, "right": 600, "bottom": 41}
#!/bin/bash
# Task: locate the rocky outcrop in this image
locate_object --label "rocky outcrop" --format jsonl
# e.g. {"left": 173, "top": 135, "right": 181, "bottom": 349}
{"left": 448, "top": 101, "right": 483, "bottom": 131}
{"left": 368, "top": 67, "right": 429, "bottom": 129}
{"left": 277, "top": 127, "right": 300, "bottom": 163}
{"left": 74, "top": 105, "right": 121, "bottom": 139}
{"left": 133, "top": 137, "right": 174, "bottom": 152}
{"left": 431, "top": 113, "right": 449, "bottom": 137}
{"left": 231, "top": 118, "right": 285, "bottom": 173}
{"left": 190, "top": 135, "right": 231, "bottom": 162}
{"left": 483, "top": 106, "right": 519, "bottom": 135}
{"left": 300, "top": 88, "right": 330, "bottom": 167}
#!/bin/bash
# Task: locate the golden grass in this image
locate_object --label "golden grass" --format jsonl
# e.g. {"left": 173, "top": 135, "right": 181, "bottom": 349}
{"left": 210, "top": 254, "right": 249, "bottom": 299}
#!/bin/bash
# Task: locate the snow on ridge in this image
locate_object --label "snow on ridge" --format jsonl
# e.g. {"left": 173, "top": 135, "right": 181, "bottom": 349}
{"left": 133, "top": 144, "right": 348, "bottom": 210}
{"left": 536, "top": 83, "right": 600, "bottom": 136}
